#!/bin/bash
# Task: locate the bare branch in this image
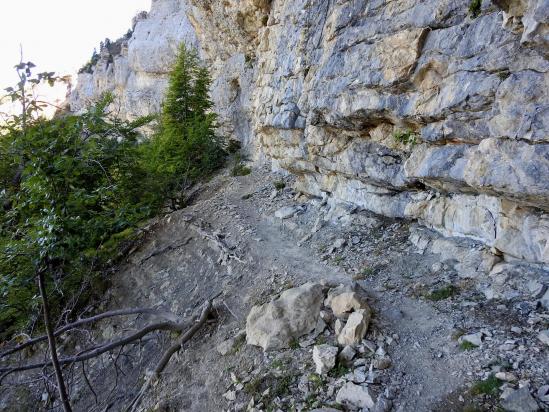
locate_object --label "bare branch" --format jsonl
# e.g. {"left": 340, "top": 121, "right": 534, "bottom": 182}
{"left": 0, "top": 307, "right": 175, "bottom": 359}
{"left": 126, "top": 300, "right": 213, "bottom": 411}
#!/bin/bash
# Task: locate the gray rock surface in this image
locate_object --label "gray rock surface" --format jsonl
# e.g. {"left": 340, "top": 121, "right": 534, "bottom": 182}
{"left": 501, "top": 387, "right": 539, "bottom": 412}
{"left": 69, "top": 0, "right": 549, "bottom": 269}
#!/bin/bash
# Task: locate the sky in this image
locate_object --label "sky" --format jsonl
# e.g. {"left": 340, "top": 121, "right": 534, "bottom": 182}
{"left": 0, "top": 0, "right": 151, "bottom": 91}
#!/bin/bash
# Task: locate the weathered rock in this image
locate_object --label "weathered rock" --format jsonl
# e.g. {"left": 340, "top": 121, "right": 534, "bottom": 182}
{"left": 338, "top": 345, "right": 357, "bottom": 365}
{"left": 501, "top": 387, "right": 539, "bottom": 412}
{"left": 216, "top": 330, "right": 246, "bottom": 356}
{"left": 246, "top": 283, "right": 325, "bottom": 351}
{"left": 312, "top": 344, "right": 339, "bottom": 375}
{"left": 459, "top": 332, "right": 483, "bottom": 347}
{"left": 274, "top": 206, "right": 299, "bottom": 219}
{"left": 335, "top": 382, "right": 375, "bottom": 410}
{"left": 538, "top": 330, "right": 549, "bottom": 346}
{"left": 337, "top": 309, "right": 371, "bottom": 346}
{"left": 69, "top": 0, "right": 549, "bottom": 271}
{"left": 326, "top": 284, "right": 370, "bottom": 319}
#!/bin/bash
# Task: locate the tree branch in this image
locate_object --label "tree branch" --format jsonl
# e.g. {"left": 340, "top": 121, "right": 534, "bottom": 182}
{"left": 126, "top": 300, "right": 213, "bottom": 411}
{"left": 0, "top": 307, "right": 174, "bottom": 359}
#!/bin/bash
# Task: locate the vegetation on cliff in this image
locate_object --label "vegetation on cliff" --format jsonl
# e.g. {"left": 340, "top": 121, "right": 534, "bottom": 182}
{"left": 0, "top": 44, "right": 224, "bottom": 339}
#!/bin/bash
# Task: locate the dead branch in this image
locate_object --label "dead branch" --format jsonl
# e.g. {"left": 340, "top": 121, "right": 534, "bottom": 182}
{"left": 0, "top": 307, "right": 175, "bottom": 360}
{"left": 186, "top": 219, "right": 244, "bottom": 264}
{"left": 139, "top": 237, "right": 192, "bottom": 264}
{"left": 126, "top": 300, "right": 213, "bottom": 412}
{"left": 0, "top": 320, "right": 189, "bottom": 381}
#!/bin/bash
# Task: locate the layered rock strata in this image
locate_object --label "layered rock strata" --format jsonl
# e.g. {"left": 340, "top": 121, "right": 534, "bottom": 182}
{"left": 69, "top": 0, "right": 549, "bottom": 269}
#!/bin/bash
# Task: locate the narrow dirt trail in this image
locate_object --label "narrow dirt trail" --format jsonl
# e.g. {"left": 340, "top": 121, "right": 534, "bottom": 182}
{"left": 50, "top": 167, "right": 546, "bottom": 412}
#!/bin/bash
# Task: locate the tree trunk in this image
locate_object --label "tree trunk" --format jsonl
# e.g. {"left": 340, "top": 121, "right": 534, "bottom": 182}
{"left": 37, "top": 269, "right": 72, "bottom": 412}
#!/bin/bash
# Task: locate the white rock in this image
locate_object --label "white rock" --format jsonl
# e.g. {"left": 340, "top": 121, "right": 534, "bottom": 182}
{"left": 246, "top": 282, "right": 325, "bottom": 351}
{"left": 336, "top": 382, "right": 375, "bottom": 409}
{"left": 459, "top": 332, "right": 483, "bottom": 347}
{"left": 337, "top": 309, "right": 371, "bottom": 346}
{"left": 313, "top": 344, "right": 339, "bottom": 375}
{"left": 537, "top": 329, "right": 549, "bottom": 346}
{"left": 274, "top": 206, "right": 298, "bottom": 219}
{"left": 327, "top": 286, "right": 369, "bottom": 320}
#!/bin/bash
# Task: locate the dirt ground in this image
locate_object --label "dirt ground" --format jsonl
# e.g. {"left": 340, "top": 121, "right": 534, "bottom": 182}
{"left": 1, "top": 165, "right": 547, "bottom": 412}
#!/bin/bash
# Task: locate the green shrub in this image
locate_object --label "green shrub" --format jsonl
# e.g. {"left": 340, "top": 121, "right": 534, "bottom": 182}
{"left": 0, "top": 46, "right": 225, "bottom": 338}
{"left": 145, "top": 44, "right": 225, "bottom": 209}
{"left": 470, "top": 375, "right": 503, "bottom": 396}
{"left": 393, "top": 129, "right": 418, "bottom": 145}
{"left": 469, "top": 0, "right": 482, "bottom": 18}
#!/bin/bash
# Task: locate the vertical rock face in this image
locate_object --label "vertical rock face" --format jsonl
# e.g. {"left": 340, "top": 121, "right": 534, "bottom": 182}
{"left": 69, "top": 0, "right": 549, "bottom": 267}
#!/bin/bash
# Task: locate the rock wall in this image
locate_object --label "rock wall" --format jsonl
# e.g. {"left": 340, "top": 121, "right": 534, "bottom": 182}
{"left": 69, "top": 0, "right": 549, "bottom": 269}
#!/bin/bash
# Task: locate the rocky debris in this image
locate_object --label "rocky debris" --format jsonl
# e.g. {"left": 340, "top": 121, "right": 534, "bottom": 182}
{"left": 336, "top": 382, "right": 375, "bottom": 410}
{"left": 337, "top": 309, "right": 371, "bottom": 346}
{"left": 246, "top": 282, "right": 324, "bottom": 350}
{"left": 312, "top": 344, "right": 339, "bottom": 375}
{"left": 501, "top": 387, "right": 539, "bottom": 412}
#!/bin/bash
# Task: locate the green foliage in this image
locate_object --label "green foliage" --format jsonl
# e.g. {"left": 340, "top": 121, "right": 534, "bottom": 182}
{"left": 0, "top": 45, "right": 224, "bottom": 338}
{"left": 470, "top": 375, "right": 503, "bottom": 396}
{"left": 425, "top": 284, "right": 459, "bottom": 301}
{"left": 0, "top": 91, "right": 158, "bottom": 337}
{"left": 393, "top": 129, "right": 418, "bottom": 145}
{"left": 460, "top": 341, "right": 478, "bottom": 351}
{"left": 469, "top": 0, "right": 482, "bottom": 18}
{"left": 146, "top": 44, "right": 225, "bottom": 208}
{"left": 273, "top": 180, "right": 286, "bottom": 190}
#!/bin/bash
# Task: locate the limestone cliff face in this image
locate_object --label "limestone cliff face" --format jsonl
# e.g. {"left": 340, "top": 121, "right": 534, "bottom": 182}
{"left": 69, "top": 0, "right": 549, "bottom": 268}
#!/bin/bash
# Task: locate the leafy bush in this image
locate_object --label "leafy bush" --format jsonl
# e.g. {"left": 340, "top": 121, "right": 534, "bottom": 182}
{"left": 0, "top": 45, "right": 224, "bottom": 338}
{"left": 393, "top": 129, "right": 418, "bottom": 145}
{"left": 469, "top": 0, "right": 482, "bottom": 18}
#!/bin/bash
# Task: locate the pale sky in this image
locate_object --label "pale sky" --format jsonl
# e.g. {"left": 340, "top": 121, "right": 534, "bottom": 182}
{"left": 0, "top": 0, "right": 151, "bottom": 90}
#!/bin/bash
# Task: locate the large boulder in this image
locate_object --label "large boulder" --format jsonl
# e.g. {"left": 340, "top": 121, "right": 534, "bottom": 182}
{"left": 246, "top": 283, "right": 325, "bottom": 351}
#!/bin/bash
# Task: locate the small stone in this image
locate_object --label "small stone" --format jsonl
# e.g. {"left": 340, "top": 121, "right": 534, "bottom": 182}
{"left": 501, "top": 387, "right": 539, "bottom": 412}
{"left": 336, "top": 382, "right": 375, "bottom": 409}
{"left": 537, "top": 330, "right": 549, "bottom": 346}
{"left": 495, "top": 372, "right": 518, "bottom": 382}
{"left": 313, "top": 344, "right": 339, "bottom": 375}
{"left": 460, "top": 332, "right": 483, "bottom": 347}
{"left": 499, "top": 343, "right": 517, "bottom": 351}
{"left": 352, "top": 366, "right": 367, "bottom": 383}
{"left": 338, "top": 345, "right": 357, "bottom": 365}
{"left": 351, "top": 236, "right": 361, "bottom": 245}
{"left": 338, "top": 309, "right": 371, "bottom": 346}
{"left": 274, "top": 206, "right": 298, "bottom": 219}
{"left": 511, "top": 326, "right": 523, "bottom": 334}
{"left": 332, "top": 238, "right": 346, "bottom": 249}
{"left": 223, "top": 390, "right": 237, "bottom": 401}
{"left": 372, "top": 357, "right": 392, "bottom": 370}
